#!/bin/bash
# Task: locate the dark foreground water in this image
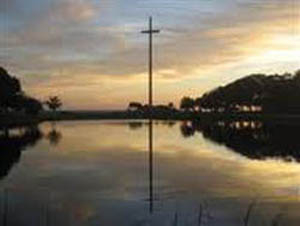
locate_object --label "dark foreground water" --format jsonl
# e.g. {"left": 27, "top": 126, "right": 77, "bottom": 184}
{"left": 1, "top": 120, "right": 300, "bottom": 226}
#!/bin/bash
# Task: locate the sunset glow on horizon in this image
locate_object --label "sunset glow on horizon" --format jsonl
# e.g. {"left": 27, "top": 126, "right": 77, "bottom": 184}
{"left": 1, "top": 0, "right": 299, "bottom": 109}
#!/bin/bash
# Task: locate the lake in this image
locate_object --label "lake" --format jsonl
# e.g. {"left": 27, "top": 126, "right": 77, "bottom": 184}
{"left": 1, "top": 120, "right": 300, "bottom": 226}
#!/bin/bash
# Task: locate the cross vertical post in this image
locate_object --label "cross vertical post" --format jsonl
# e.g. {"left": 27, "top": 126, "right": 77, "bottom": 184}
{"left": 141, "top": 16, "right": 160, "bottom": 113}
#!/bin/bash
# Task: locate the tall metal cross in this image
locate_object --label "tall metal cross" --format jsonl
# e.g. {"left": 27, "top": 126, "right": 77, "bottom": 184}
{"left": 141, "top": 16, "right": 160, "bottom": 109}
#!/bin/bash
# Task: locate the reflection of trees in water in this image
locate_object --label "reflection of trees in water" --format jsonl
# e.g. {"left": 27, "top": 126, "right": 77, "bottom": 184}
{"left": 180, "top": 122, "right": 195, "bottom": 138}
{"left": 128, "top": 120, "right": 176, "bottom": 130}
{"left": 180, "top": 120, "right": 300, "bottom": 162}
{"left": 165, "top": 120, "right": 176, "bottom": 127}
{"left": 0, "top": 126, "right": 42, "bottom": 180}
{"left": 47, "top": 129, "right": 62, "bottom": 146}
{"left": 128, "top": 121, "right": 143, "bottom": 130}
{"left": 46, "top": 122, "right": 62, "bottom": 146}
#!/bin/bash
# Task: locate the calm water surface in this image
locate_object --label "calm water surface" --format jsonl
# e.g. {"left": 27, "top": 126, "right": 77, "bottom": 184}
{"left": 1, "top": 120, "right": 300, "bottom": 226}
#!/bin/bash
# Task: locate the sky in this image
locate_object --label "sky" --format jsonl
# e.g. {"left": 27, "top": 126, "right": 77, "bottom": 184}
{"left": 0, "top": 0, "right": 300, "bottom": 110}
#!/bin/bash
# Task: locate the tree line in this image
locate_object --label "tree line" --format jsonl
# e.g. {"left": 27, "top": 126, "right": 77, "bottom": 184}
{"left": 180, "top": 70, "right": 300, "bottom": 114}
{"left": 0, "top": 67, "right": 62, "bottom": 115}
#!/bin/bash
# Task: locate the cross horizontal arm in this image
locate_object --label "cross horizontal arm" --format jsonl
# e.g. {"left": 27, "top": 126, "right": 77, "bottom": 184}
{"left": 141, "top": 29, "right": 160, "bottom": 34}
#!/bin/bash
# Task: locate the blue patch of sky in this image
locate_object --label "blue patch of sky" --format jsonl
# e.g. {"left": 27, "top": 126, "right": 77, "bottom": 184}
{"left": 0, "top": 0, "right": 52, "bottom": 30}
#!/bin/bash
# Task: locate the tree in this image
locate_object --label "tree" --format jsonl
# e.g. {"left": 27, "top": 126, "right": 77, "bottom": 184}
{"left": 194, "top": 97, "right": 203, "bottom": 112}
{"left": 45, "top": 96, "right": 62, "bottom": 112}
{"left": 10, "top": 95, "right": 43, "bottom": 115}
{"left": 0, "top": 67, "right": 21, "bottom": 111}
{"left": 191, "top": 70, "right": 300, "bottom": 114}
{"left": 180, "top": 97, "right": 195, "bottom": 112}
{"left": 128, "top": 102, "right": 143, "bottom": 111}
{"left": 22, "top": 97, "right": 43, "bottom": 115}
{"left": 0, "top": 67, "right": 43, "bottom": 114}
{"left": 168, "top": 102, "right": 174, "bottom": 109}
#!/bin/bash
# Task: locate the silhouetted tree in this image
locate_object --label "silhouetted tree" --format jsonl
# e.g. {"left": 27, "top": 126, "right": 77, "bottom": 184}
{"left": 10, "top": 95, "right": 43, "bottom": 115}
{"left": 194, "top": 97, "right": 203, "bottom": 111}
{"left": 128, "top": 102, "right": 143, "bottom": 111}
{"left": 194, "top": 70, "right": 300, "bottom": 114}
{"left": 168, "top": 102, "right": 175, "bottom": 109}
{"left": 0, "top": 67, "right": 43, "bottom": 115}
{"left": 180, "top": 97, "right": 195, "bottom": 112}
{"left": 0, "top": 67, "right": 21, "bottom": 112}
{"left": 45, "top": 96, "right": 62, "bottom": 112}
{"left": 23, "top": 97, "right": 43, "bottom": 114}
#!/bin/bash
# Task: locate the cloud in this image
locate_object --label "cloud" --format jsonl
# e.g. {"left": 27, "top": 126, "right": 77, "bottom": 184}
{"left": 51, "top": 0, "right": 96, "bottom": 23}
{"left": 1, "top": 0, "right": 300, "bottom": 109}
{"left": 0, "top": 0, "right": 17, "bottom": 13}
{"left": 3, "top": 0, "right": 298, "bottom": 77}
{"left": 0, "top": 0, "right": 125, "bottom": 75}
{"left": 0, "top": 0, "right": 97, "bottom": 46}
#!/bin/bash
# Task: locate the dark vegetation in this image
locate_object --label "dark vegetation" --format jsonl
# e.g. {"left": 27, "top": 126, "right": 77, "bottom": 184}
{"left": 45, "top": 96, "right": 62, "bottom": 112}
{"left": 180, "top": 70, "right": 300, "bottom": 114}
{"left": 128, "top": 101, "right": 177, "bottom": 115}
{"left": 0, "top": 67, "right": 66, "bottom": 126}
{"left": 3, "top": 65, "right": 300, "bottom": 125}
{"left": 0, "top": 126, "right": 43, "bottom": 179}
{"left": 129, "top": 70, "right": 300, "bottom": 122}
{"left": 0, "top": 67, "right": 43, "bottom": 115}
{"left": 126, "top": 101, "right": 196, "bottom": 120}
{"left": 0, "top": 124, "right": 61, "bottom": 180}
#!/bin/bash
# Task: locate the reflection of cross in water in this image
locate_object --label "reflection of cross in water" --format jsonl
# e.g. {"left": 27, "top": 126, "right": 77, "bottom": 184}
{"left": 149, "top": 119, "right": 153, "bottom": 213}
{"left": 297, "top": 186, "right": 300, "bottom": 200}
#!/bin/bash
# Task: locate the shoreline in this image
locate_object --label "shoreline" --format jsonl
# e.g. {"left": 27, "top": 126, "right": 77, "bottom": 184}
{"left": 1, "top": 110, "right": 300, "bottom": 128}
